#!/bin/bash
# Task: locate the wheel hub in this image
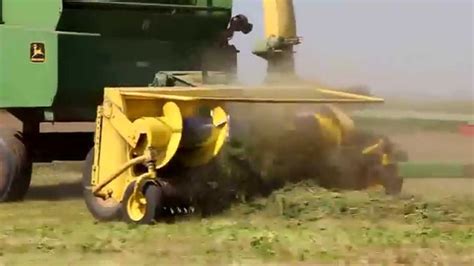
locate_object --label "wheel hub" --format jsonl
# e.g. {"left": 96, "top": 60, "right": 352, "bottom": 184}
{"left": 127, "top": 192, "right": 147, "bottom": 222}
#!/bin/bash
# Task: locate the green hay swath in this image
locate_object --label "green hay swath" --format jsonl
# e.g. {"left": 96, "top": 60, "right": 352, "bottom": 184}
{"left": 399, "top": 162, "right": 474, "bottom": 178}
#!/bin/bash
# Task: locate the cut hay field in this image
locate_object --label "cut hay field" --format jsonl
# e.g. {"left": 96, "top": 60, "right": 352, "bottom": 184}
{"left": 0, "top": 162, "right": 473, "bottom": 266}
{"left": 1, "top": 100, "right": 473, "bottom": 265}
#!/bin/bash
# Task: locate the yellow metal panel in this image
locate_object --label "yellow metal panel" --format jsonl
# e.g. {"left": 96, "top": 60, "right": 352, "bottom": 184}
{"left": 107, "top": 103, "right": 140, "bottom": 148}
{"left": 316, "top": 88, "right": 384, "bottom": 102}
{"left": 177, "top": 106, "right": 229, "bottom": 167}
{"left": 96, "top": 108, "right": 129, "bottom": 200}
{"left": 118, "top": 87, "right": 384, "bottom": 104}
{"left": 324, "top": 104, "right": 355, "bottom": 137}
{"left": 362, "top": 139, "right": 384, "bottom": 155}
{"left": 132, "top": 102, "right": 184, "bottom": 169}
{"left": 314, "top": 114, "right": 343, "bottom": 146}
{"left": 263, "top": 0, "right": 297, "bottom": 39}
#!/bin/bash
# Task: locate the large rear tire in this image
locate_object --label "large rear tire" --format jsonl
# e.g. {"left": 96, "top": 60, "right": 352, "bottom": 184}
{"left": 82, "top": 148, "right": 121, "bottom": 222}
{"left": 0, "top": 129, "right": 32, "bottom": 202}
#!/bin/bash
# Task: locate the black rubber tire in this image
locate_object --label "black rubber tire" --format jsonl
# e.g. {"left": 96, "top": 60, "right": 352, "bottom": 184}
{"left": 0, "top": 130, "right": 32, "bottom": 202}
{"left": 385, "top": 176, "right": 404, "bottom": 196}
{"left": 122, "top": 181, "right": 162, "bottom": 225}
{"left": 82, "top": 148, "right": 121, "bottom": 222}
{"left": 382, "top": 165, "right": 404, "bottom": 196}
{"left": 321, "top": 148, "right": 366, "bottom": 190}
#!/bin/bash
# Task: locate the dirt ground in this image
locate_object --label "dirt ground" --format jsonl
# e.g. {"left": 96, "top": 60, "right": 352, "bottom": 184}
{"left": 389, "top": 131, "right": 474, "bottom": 163}
{"left": 403, "top": 178, "right": 474, "bottom": 199}
{"left": 390, "top": 131, "right": 474, "bottom": 163}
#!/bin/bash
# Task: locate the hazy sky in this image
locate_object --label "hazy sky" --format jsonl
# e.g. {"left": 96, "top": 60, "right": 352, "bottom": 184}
{"left": 230, "top": 0, "right": 473, "bottom": 100}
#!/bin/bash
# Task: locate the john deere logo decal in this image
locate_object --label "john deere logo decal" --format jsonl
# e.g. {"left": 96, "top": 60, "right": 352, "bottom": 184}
{"left": 30, "top": 43, "right": 45, "bottom": 63}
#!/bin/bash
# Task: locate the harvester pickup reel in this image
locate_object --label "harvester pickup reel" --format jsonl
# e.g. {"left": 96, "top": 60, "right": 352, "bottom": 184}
{"left": 82, "top": 78, "right": 402, "bottom": 224}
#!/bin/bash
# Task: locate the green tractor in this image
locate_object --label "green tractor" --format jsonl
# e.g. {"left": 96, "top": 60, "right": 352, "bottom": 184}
{"left": 0, "top": 0, "right": 250, "bottom": 202}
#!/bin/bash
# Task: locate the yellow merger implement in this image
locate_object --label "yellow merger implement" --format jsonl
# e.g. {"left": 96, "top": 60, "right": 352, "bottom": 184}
{"left": 82, "top": 86, "right": 401, "bottom": 224}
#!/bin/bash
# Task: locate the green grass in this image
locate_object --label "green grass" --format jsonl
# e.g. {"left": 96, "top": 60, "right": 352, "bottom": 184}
{"left": 0, "top": 164, "right": 473, "bottom": 265}
{"left": 2, "top": 103, "right": 473, "bottom": 264}
{"left": 345, "top": 98, "right": 473, "bottom": 134}
{"left": 353, "top": 117, "right": 463, "bottom": 134}
{"left": 399, "top": 162, "right": 474, "bottom": 178}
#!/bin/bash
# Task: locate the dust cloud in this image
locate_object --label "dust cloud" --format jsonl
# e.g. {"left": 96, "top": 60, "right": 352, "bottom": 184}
{"left": 181, "top": 84, "right": 405, "bottom": 217}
